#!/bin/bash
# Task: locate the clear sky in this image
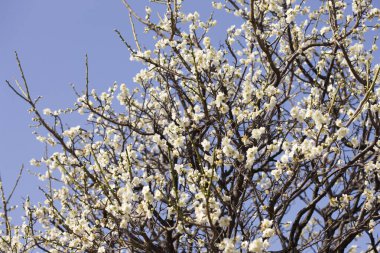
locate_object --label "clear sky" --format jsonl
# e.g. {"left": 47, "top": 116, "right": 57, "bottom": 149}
{"left": 0, "top": 0, "right": 139, "bottom": 207}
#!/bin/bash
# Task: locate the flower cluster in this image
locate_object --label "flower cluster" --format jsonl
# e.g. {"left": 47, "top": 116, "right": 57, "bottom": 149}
{"left": 3, "top": 0, "right": 380, "bottom": 252}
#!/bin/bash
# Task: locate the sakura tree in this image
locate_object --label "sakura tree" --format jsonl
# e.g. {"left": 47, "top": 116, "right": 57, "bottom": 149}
{"left": 2, "top": 0, "right": 380, "bottom": 252}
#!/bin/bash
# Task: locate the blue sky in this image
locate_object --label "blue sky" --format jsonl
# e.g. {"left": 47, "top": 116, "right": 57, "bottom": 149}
{"left": 0, "top": 0, "right": 138, "bottom": 206}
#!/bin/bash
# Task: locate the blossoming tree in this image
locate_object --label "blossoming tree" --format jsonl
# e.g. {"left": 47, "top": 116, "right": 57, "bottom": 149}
{"left": 2, "top": 0, "right": 380, "bottom": 252}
